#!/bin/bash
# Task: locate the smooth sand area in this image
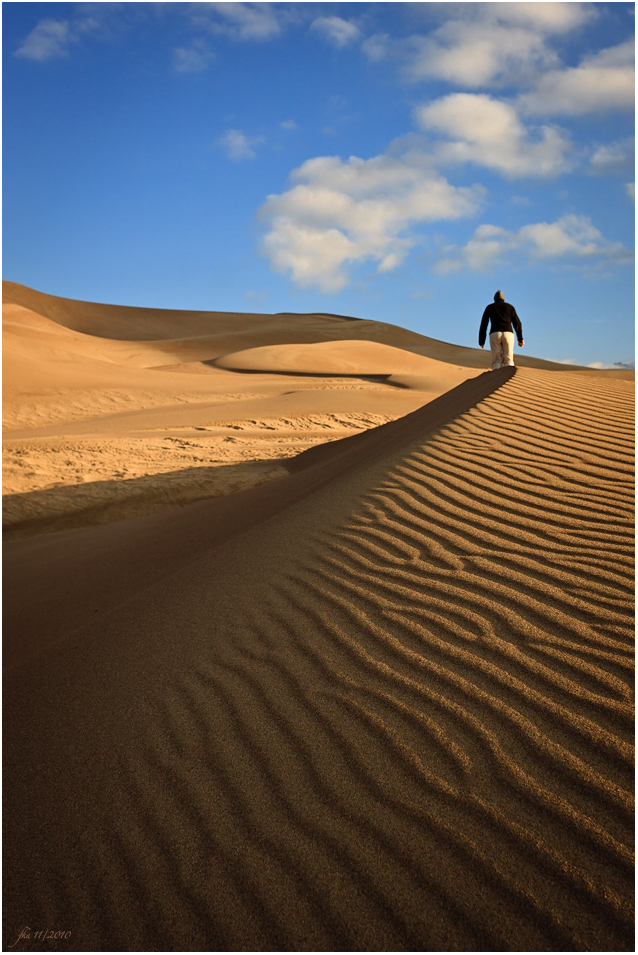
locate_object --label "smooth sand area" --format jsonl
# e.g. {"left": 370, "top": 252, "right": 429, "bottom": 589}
{"left": 3, "top": 283, "right": 634, "bottom": 951}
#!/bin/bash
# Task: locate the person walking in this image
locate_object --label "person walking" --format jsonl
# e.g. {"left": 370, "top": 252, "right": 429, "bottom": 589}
{"left": 479, "top": 290, "right": 524, "bottom": 369}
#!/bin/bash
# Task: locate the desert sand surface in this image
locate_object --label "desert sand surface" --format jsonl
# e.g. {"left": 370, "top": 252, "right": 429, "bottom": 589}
{"left": 3, "top": 283, "right": 635, "bottom": 951}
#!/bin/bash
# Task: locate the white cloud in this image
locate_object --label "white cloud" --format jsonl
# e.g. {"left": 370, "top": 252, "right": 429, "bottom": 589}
{"left": 13, "top": 12, "right": 117, "bottom": 61}
{"left": 405, "top": 22, "right": 555, "bottom": 87}
{"left": 362, "top": 33, "right": 390, "bottom": 62}
{"left": 625, "top": 183, "right": 635, "bottom": 202}
{"left": 417, "top": 94, "right": 571, "bottom": 178}
{"left": 519, "top": 39, "right": 635, "bottom": 115}
{"left": 219, "top": 129, "right": 262, "bottom": 161}
{"left": 173, "top": 40, "right": 215, "bottom": 73}
{"left": 402, "top": 3, "right": 594, "bottom": 87}
{"left": 519, "top": 217, "right": 620, "bottom": 259}
{"left": 435, "top": 215, "right": 633, "bottom": 275}
{"left": 492, "top": 3, "right": 593, "bottom": 32}
{"left": 310, "top": 16, "right": 361, "bottom": 48}
{"left": 197, "top": 2, "right": 282, "bottom": 41}
{"left": 435, "top": 224, "right": 516, "bottom": 274}
{"left": 589, "top": 138, "right": 635, "bottom": 176}
{"left": 15, "top": 19, "right": 73, "bottom": 61}
{"left": 280, "top": 119, "right": 297, "bottom": 130}
{"left": 259, "top": 150, "right": 484, "bottom": 292}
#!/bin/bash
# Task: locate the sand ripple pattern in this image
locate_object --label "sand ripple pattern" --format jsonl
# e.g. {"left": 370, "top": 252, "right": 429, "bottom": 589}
{"left": 4, "top": 369, "right": 633, "bottom": 951}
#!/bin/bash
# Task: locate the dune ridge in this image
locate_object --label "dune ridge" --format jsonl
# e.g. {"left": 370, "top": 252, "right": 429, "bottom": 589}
{"left": 3, "top": 362, "right": 634, "bottom": 951}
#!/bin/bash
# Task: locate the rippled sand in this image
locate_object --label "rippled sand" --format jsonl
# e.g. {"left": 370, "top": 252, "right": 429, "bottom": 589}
{"left": 4, "top": 359, "right": 634, "bottom": 951}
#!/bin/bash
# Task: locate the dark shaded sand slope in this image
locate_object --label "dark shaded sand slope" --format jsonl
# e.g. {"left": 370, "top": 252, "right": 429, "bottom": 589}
{"left": 3, "top": 367, "right": 634, "bottom": 951}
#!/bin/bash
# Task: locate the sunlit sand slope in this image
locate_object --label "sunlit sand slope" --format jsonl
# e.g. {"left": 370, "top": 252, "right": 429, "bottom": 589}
{"left": 215, "top": 338, "right": 465, "bottom": 375}
{"left": 3, "top": 366, "right": 633, "bottom": 951}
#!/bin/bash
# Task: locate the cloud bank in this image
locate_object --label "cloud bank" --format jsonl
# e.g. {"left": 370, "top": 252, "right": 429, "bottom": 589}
{"left": 519, "top": 40, "right": 635, "bottom": 116}
{"left": 387, "top": 2, "right": 595, "bottom": 88}
{"left": 259, "top": 151, "right": 484, "bottom": 291}
{"left": 435, "top": 215, "right": 634, "bottom": 275}
{"left": 416, "top": 94, "right": 571, "bottom": 178}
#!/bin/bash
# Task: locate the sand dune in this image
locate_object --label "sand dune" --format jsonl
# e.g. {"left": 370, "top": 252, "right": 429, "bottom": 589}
{"left": 4, "top": 282, "right": 632, "bottom": 542}
{"left": 4, "top": 297, "right": 634, "bottom": 955}
{"left": 6, "top": 279, "right": 630, "bottom": 372}
{"left": 3, "top": 283, "right": 489, "bottom": 538}
{"left": 215, "top": 338, "right": 464, "bottom": 375}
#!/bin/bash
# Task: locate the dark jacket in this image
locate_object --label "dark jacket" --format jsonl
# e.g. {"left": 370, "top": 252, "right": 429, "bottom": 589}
{"left": 479, "top": 302, "right": 523, "bottom": 347}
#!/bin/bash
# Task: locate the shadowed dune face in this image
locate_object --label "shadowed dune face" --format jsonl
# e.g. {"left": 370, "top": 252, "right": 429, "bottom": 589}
{"left": 3, "top": 361, "right": 634, "bottom": 951}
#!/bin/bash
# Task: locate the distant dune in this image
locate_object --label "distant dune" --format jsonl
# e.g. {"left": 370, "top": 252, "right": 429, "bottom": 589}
{"left": 3, "top": 280, "right": 493, "bottom": 538}
{"left": 3, "top": 281, "right": 634, "bottom": 951}
{"left": 5, "top": 279, "right": 632, "bottom": 368}
{"left": 215, "top": 337, "right": 440, "bottom": 373}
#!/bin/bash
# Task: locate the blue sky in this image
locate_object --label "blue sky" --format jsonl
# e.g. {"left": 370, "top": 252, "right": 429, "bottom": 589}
{"left": 3, "top": 2, "right": 635, "bottom": 367}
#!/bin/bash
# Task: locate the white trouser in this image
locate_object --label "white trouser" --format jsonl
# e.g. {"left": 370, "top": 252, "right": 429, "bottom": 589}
{"left": 489, "top": 331, "right": 515, "bottom": 370}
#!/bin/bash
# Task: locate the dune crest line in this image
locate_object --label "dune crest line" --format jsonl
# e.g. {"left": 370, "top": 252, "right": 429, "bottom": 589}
{"left": 3, "top": 366, "right": 634, "bottom": 951}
